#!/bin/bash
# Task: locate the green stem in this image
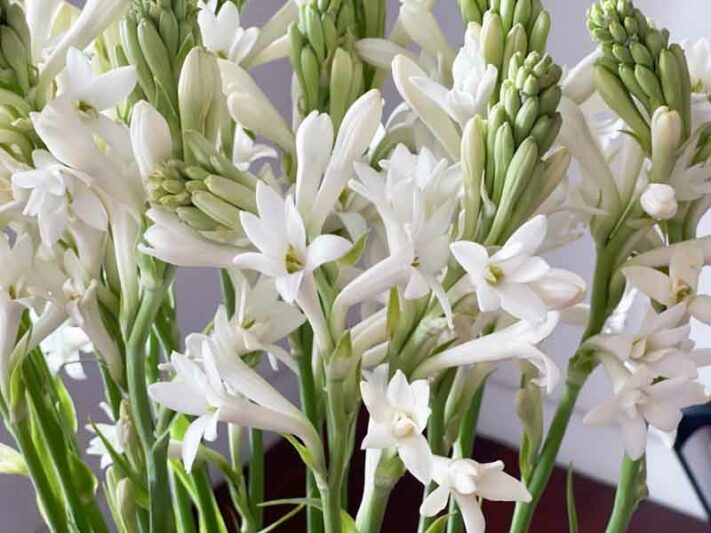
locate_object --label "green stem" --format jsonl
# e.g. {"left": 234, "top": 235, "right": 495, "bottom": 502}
{"left": 606, "top": 456, "right": 645, "bottom": 533}
{"left": 418, "top": 371, "right": 453, "bottom": 533}
{"left": 356, "top": 481, "right": 394, "bottom": 533}
{"left": 510, "top": 247, "right": 618, "bottom": 533}
{"left": 248, "top": 429, "right": 264, "bottom": 529}
{"left": 293, "top": 325, "right": 324, "bottom": 533}
{"left": 126, "top": 284, "right": 174, "bottom": 533}
{"left": 447, "top": 386, "right": 485, "bottom": 533}
{"left": 319, "top": 486, "right": 342, "bottom": 533}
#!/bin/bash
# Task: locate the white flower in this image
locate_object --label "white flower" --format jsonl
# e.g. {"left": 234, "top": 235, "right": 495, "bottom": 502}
{"left": 140, "top": 208, "right": 243, "bottom": 268}
{"left": 360, "top": 367, "right": 432, "bottom": 483}
{"left": 219, "top": 60, "right": 295, "bottom": 152}
{"left": 86, "top": 404, "right": 126, "bottom": 469}
{"left": 392, "top": 54, "right": 461, "bottom": 160}
{"left": 234, "top": 182, "right": 351, "bottom": 304}
{"left": 584, "top": 364, "right": 707, "bottom": 460}
{"left": 411, "top": 24, "right": 498, "bottom": 127}
{"left": 232, "top": 125, "right": 277, "bottom": 171}
{"left": 58, "top": 48, "right": 137, "bottom": 115}
{"left": 640, "top": 183, "right": 678, "bottom": 221}
{"left": 414, "top": 313, "right": 561, "bottom": 393}
{"left": 682, "top": 39, "right": 711, "bottom": 94}
{"left": 667, "top": 134, "right": 711, "bottom": 202}
{"left": 13, "top": 150, "right": 108, "bottom": 248}
{"left": 37, "top": 0, "right": 130, "bottom": 100}
{"left": 41, "top": 322, "right": 92, "bottom": 381}
{"left": 295, "top": 91, "right": 383, "bottom": 236}
{"left": 209, "top": 277, "right": 305, "bottom": 371}
{"left": 198, "top": 0, "right": 259, "bottom": 64}
{"left": 587, "top": 304, "right": 702, "bottom": 379}
{"left": 130, "top": 101, "right": 174, "bottom": 182}
{"left": 420, "top": 456, "right": 531, "bottom": 533}
{"left": 623, "top": 245, "right": 711, "bottom": 324}
{"left": 451, "top": 216, "right": 586, "bottom": 324}
{"left": 149, "top": 341, "right": 321, "bottom": 472}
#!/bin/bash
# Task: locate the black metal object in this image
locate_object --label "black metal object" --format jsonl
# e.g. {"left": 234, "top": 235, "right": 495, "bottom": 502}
{"left": 674, "top": 403, "right": 711, "bottom": 522}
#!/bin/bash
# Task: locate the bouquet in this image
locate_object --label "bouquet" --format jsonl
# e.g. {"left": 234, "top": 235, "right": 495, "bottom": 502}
{"left": 0, "top": 0, "right": 709, "bottom": 531}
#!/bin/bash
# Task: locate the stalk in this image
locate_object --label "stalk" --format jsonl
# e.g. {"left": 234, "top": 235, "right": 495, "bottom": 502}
{"left": 447, "top": 386, "right": 485, "bottom": 533}
{"left": 293, "top": 325, "right": 324, "bottom": 533}
{"left": 192, "top": 463, "right": 228, "bottom": 533}
{"left": 509, "top": 246, "right": 617, "bottom": 532}
{"left": 170, "top": 466, "right": 197, "bottom": 533}
{"left": 126, "top": 282, "right": 174, "bottom": 532}
{"left": 355, "top": 481, "right": 393, "bottom": 532}
{"left": 606, "top": 456, "right": 644, "bottom": 533}
{"left": 248, "top": 429, "right": 265, "bottom": 529}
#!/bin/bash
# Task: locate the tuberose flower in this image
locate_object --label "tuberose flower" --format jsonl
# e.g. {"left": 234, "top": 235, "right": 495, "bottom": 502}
{"left": 640, "top": 183, "right": 678, "bottom": 221}
{"left": 411, "top": 23, "right": 498, "bottom": 127}
{"left": 420, "top": 456, "right": 531, "bottom": 533}
{"left": 198, "top": 0, "right": 259, "bottom": 64}
{"left": 234, "top": 181, "right": 351, "bottom": 304}
{"left": 451, "top": 215, "right": 586, "bottom": 324}
{"left": 360, "top": 367, "right": 432, "bottom": 483}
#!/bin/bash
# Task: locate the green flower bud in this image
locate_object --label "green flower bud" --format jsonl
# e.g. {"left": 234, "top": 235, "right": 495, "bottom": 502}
{"left": 502, "top": 23, "right": 527, "bottom": 81}
{"left": 300, "top": 45, "right": 321, "bottom": 112}
{"left": 514, "top": 96, "right": 539, "bottom": 143}
{"left": 458, "top": 0, "right": 483, "bottom": 24}
{"left": 493, "top": 122, "right": 515, "bottom": 204}
{"left": 178, "top": 47, "right": 222, "bottom": 142}
{"left": 329, "top": 47, "right": 353, "bottom": 129}
{"left": 304, "top": 5, "right": 326, "bottom": 64}
{"left": 191, "top": 190, "right": 242, "bottom": 230}
{"left": 176, "top": 206, "right": 220, "bottom": 231}
{"left": 528, "top": 11, "right": 550, "bottom": 54}
{"left": 629, "top": 41, "right": 653, "bottom": 68}
{"left": 205, "top": 174, "right": 258, "bottom": 213}
{"left": 482, "top": 12, "right": 505, "bottom": 72}
{"left": 513, "top": 0, "right": 532, "bottom": 28}
{"left": 461, "top": 116, "right": 487, "bottom": 239}
{"left": 634, "top": 64, "right": 664, "bottom": 105}
{"left": 594, "top": 64, "right": 651, "bottom": 152}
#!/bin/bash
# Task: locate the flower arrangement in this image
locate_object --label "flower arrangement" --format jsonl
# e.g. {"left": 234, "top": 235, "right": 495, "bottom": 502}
{"left": 0, "top": 0, "right": 710, "bottom": 532}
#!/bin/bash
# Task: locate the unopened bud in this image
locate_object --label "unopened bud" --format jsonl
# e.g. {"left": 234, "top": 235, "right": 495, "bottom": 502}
{"left": 640, "top": 183, "right": 678, "bottom": 220}
{"left": 650, "top": 106, "right": 681, "bottom": 183}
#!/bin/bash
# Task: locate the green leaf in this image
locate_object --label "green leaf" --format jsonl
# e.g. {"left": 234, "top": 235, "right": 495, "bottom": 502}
{"left": 566, "top": 463, "right": 579, "bottom": 533}
{"left": 258, "top": 497, "right": 321, "bottom": 509}
{"left": 337, "top": 230, "right": 369, "bottom": 267}
{"left": 54, "top": 376, "right": 77, "bottom": 434}
{"left": 425, "top": 513, "right": 456, "bottom": 533}
{"left": 89, "top": 421, "right": 149, "bottom": 508}
{"left": 257, "top": 504, "right": 304, "bottom": 533}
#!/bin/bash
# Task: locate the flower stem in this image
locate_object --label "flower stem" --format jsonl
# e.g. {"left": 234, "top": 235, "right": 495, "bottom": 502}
{"left": 248, "top": 429, "right": 264, "bottom": 529}
{"left": 447, "top": 386, "right": 485, "bottom": 533}
{"left": 606, "top": 455, "right": 645, "bottom": 533}
{"left": 510, "top": 245, "right": 619, "bottom": 533}
{"left": 356, "top": 481, "right": 393, "bottom": 532}
{"left": 126, "top": 280, "right": 174, "bottom": 533}
{"left": 293, "top": 325, "right": 324, "bottom": 533}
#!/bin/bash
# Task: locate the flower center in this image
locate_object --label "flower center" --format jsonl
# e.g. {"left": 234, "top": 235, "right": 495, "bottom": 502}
{"left": 485, "top": 264, "right": 504, "bottom": 285}
{"left": 285, "top": 244, "right": 304, "bottom": 274}
{"left": 392, "top": 412, "right": 417, "bottom": 438}
{"left": 74, "top": 100, "right": 98, "bottom": 118}
{"left": 673, "top": 279, "right": 692, "bottom": 303}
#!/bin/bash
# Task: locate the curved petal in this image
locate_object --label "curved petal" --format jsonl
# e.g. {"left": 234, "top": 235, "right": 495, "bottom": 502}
{"left": 621, "top": 266, "right": 674, "bottom": 307}
{"left": 305, "top": 234, "right": 352, "bottom": 271}
{"left": 419, "top": 485, "right": 450, "bottom": 517}
{"left": 398, "top": 434, "right": 432, "bottom": 484}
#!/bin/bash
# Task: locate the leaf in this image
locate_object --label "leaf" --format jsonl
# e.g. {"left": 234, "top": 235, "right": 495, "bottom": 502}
{"left": 258, "top": 497, "right": 322, "bottom": 509}
{"left": 257, "top": 504, "right": 304, "bottom": 533}
{"left": 566, "top": 463, "right": 579, "bottom": 533}
{"left": 425, "top": 513, "right": 456, "bottom": 533}
{"left": 0, "top": 442, "right": 27, "bottom": 476}
{"left": 54, "top": 376, "right": 77, "bottom": 434}
{"left": 88, "top": 421, "right": 149, "bottom": 508}
{"left": 337, "top": 230, "right": 370, "bottom": 267}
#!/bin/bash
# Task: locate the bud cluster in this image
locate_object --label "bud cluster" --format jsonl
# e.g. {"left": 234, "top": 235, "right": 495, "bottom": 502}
{"left": 588, "top": 0, "right": 692, "bottom": 148}
{"left": 289, "top": 0, "right": 379, "bottom": 129}
{"left": 122, "top": 0, "right": 200, "bottom": 138}
{"left": 479, "top": 0, "right": 551, "bottom": 86}
{"left": 147, "top": 133, "right": 257, "bottom": 242}
{"left": 0, "top": 0, "right": 35, "bottom": 99}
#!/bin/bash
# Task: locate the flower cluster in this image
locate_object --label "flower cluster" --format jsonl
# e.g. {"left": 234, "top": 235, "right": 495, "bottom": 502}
{"left": 0, "top": 1, "right": 708, "bottom": 533}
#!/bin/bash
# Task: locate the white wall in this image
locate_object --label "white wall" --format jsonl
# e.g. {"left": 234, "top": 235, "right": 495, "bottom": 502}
{"left": 2, "top": 1, "right": 711, "bottom": 530}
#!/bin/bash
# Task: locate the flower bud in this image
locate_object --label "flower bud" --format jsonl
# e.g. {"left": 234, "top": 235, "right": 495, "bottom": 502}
{"left": 640, "top": 183, "right": 678, "bottom": 220}
{"left": 0, "top": 442, "right": 26, "bottom": 476}
{"left": 650, "top": 106, "right": 681, "bottom": 183}
{"left": 179, "top": 47, "right": 222, "bottom": 142}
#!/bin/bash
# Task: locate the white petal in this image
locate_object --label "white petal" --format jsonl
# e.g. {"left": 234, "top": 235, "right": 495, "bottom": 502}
{"left": 398, "top": 434, "right": 432, "bottom": 484}
{"left": 419, "top": 485, "right": 450, "bottom": 517}
{"left": 131, "top": 101, "right": 173, "bottom": 179}
{"left": 305, "top": 235, "right": 352, "bottom": 271}
{"left": 622, "top": 266, "right": 674, "bottom": 307}
{"left": 295, "top": 112, "right": 333, "bottom": 215}
{"left": 181, "top": 414, "right": 212, "bottom": 472}
{"left": 148, "top": 382, "right": 210, "bottom": 416}
{"left": 454, "top": 493, "right": 486, "bottom": 533}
